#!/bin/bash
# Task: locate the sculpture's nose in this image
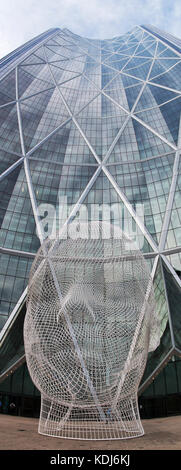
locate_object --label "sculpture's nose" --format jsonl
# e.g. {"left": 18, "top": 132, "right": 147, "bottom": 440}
{"left": 57, "top": 284, "right": 95, "bottom": 323}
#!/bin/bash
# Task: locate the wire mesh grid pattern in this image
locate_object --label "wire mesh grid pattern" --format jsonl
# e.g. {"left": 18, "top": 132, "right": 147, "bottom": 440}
{"left": 24, "top": 222, "right": 160, "bottom": 439}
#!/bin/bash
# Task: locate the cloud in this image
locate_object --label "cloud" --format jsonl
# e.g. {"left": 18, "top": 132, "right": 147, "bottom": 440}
{"left": 0, "top": 0, "right": 181, "bottom": 59}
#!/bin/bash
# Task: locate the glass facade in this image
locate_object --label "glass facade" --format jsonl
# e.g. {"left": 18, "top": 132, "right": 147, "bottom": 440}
{"left": 0, "top": 24, "right": 181, "bottom": 417}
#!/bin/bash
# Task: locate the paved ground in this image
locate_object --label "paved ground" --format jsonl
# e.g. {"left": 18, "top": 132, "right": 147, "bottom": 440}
{"left": 0, "top": 414, "right": 181, "bottom": 450}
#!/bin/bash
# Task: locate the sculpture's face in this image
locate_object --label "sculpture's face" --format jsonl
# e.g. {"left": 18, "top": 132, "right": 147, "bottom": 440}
{"left": 24, "top": 235, "right": 154, "bottom": 406}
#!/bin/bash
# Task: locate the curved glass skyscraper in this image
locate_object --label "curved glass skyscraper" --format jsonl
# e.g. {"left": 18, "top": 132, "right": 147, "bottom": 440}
{"left": 0, "top": 25, "right": 181, "bottom": 418}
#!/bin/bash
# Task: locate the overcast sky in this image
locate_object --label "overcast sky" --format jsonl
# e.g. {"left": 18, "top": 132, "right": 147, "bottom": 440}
{"left": 0, "top": 0, "right": 181, "bottom": 59}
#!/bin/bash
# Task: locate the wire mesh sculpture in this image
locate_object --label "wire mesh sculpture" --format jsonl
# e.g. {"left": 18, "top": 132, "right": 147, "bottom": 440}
{"left": 24, "top": 222, "right": 160, "bottom": 440}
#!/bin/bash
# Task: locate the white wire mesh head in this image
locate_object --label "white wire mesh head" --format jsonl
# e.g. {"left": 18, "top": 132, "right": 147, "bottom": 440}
{"left": 24, "top": 221, "right": 160, "bottom": 440}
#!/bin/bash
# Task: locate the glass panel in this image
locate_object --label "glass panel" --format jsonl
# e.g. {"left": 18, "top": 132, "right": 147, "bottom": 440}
{"left": 11, "top": 366, "right": 24, "bottom": 394}
{"left": 20, "top": 51, "right": 46, "bottom": 66}
{"left": 76, "top": 94, "right": 128, "bottom": 160}
{"left": 0, "top": 103, "right": 21, "bottom": 153}
{"left": 0, "top": 253, "right": 32, "bottom": 322}
{"left": 103, "top": 56, "right": 128, "bottom": 72}
{"left": 107, "top": 117, "right": 173, "bottom": 163}
{"left": 29, "top": 120, "right": 98, "bottom": 165}
{"left": 107, "top": 154, "right": 174, "bottom": 243}
{"left": 23, "top": 365, "right": 35, "bottom": 395}
{"left": 0, "top": 165, "right": 40, "bottom": 253}
{"left": 0, "top": 150, "right": 22, "bottom": 176}
{"left": 135, "top": 84, "right": 179, "bottom": 112}
{"left": 135, "top": 96, "right": 181, "bottom": 145}
{"left": 165, "top": 254, "right": 181, "bottom": 277}
{"left": 119, "top": 73, "right": 141, "bottom": 88}
{"left": 101, "top": 64, "right": 118, "bottom": 88}
{"left": 154, "top": 369, "right": 167, "bottom": 396}
{"left": 49, "top": 64, "right": 81, "bottom": 86}
{"left": 59, "top": 74, "right": 99, "bottom": 115}
{"left": 141, "top": 260, "right": 173, "bottom": 385}
{"left": 20, "top": 88, "right": 70, "bottom": 151}
{"left": 18, "top": 67, "right": 55, "bottom": 99}
{"left": 163, "top": 262, "right": 181, "bottom": 351}
{"left": 0, "top": 303, "right": 26, "bottom": 372}
{"left": 176, "top": 360, "right": 181, "bottom": 392}
{"left": 18, "top": 63, "right": 54, "bottom": 85}
{"left": 150, "top": 61, "right": 181, "bottom": 92}
{"left": 124, "top": 60, "right": 152, "bottom": 80}
{"left": 165, "top": 158, "right": 181, "bottom": 252}
{"left": 0, "top": 70, "right": 16, "bottom": 106}
{"left": 29, "top": 159, "right": 97, "bottom": 238}
{"left": 149, "top": 58, "right": 181, "bottom": 80}
{"left": 74, "top": 169, "right": 153, "bottom": 254}
{"left": 165, "top": 361, "right": 178, "bottom": 394}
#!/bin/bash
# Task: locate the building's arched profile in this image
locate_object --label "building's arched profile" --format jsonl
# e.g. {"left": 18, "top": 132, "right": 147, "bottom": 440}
{"left": 0, "top": 24, "right": 181, "bottom": 420}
